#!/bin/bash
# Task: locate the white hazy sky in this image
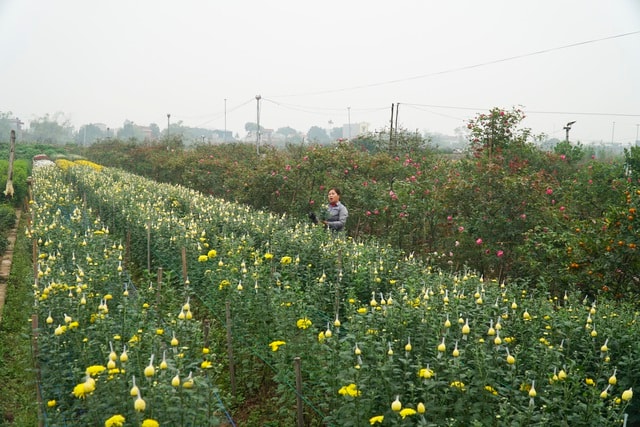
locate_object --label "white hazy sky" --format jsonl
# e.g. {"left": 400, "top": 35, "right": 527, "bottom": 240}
{"left": 1, "top": 0, "right": 639, "bottom": 144}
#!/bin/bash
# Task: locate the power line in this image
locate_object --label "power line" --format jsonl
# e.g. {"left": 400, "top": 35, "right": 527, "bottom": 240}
{"left": 271, "top": 30, "right": 640, "bottom": 98}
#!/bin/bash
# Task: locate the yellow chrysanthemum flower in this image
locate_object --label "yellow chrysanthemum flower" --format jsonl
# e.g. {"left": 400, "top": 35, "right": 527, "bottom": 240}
{"left": 269, "top": 340, "right": 286, "bottom": 351}
{"left": 338, "top": 383, "right": 361, "bottom": 397}
{"left": 104, "top": 414, "right": 125, "bottom": 427}
{"left": 296, "top": 318, "right": 312, "bottom": 329}
{"left": 418, "top": 368, "right": 434, "bottom": 379}
{"left": 399, "top": 408, "right": 417, "bottom": 419}
{"left": 141, "top": 419, "right": 160, "bottom": 427}
{"left": 86, "top": 365, "right": 107, "bottom": 377}
{"left": 280, "top": 256, "right": 292, "bottom": 265}
{"left": 369, "top": 415, "right": 384, "bottom": 425}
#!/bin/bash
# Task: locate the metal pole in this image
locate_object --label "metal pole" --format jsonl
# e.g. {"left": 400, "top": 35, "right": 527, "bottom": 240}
{"left": 224, "top": 98, "right": 227, "bottom": 143}
{"left": 256, "top": 95, "right": 261, "bottom": 155}
{"left": 611, "top": 121, "right": 615, "bottom": 144}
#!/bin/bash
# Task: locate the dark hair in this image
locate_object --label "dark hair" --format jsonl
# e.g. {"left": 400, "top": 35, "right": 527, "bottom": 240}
{"left": 329, "top": 187, "right": 341, "bottom": 196}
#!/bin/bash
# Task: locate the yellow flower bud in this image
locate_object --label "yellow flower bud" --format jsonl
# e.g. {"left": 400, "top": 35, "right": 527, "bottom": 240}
{"left": 171, "top": 374, "right": 181, "bottom": 387}
{"left": 391, "top": 396, "right": 402, "bottom": 412}
{"left": 134, "top": 395, "right": 146, "bottom": 411}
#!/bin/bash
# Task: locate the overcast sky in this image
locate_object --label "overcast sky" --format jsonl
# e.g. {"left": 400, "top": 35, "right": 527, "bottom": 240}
{"left": 1, "top": 0, "right": 639, "bottom": 144}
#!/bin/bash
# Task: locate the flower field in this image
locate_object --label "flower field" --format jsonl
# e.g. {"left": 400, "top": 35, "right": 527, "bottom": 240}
{"left": 30, "top": 161, "right": 639, "bottom": 426}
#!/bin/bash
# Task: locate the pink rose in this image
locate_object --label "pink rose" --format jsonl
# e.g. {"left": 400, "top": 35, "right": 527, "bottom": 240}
{"left": 476, "top": 238, "right": 483, "bottom": 245}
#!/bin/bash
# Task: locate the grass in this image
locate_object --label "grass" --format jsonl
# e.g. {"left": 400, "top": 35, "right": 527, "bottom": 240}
{"left": 0, "top": 212, "right": 39, "bottom": 426}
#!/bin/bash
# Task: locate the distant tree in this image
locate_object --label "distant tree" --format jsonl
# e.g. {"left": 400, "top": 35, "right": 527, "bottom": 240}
{"left": 27, "top": 113, "right": 74, "bottom": 144}
{"left": 330, "top": 127, "right": 343, "bottom": 140}
{"left": 75, "top": 124, "right": 107, "bottom": 145}
{"left": 624, "top": 146, "right": 640, "bottom": 177}
{"left": 467, "top": 107, "right": 531, "bottom": 158}
{"left": 0, "top": 112, "right": 17, "bottom": 143}
{"left": 307, "top": 126, "right": 330, "bottom": 144}
{"left": 276, "top": 126, "right": 297, "bottom": 138}
{"left": 149, "top": 123, "right": 161, "bottom": 139}
{"left": 117, "top": 120, "right": 145, "bottom": 140}
{"left": 553, "top": 140, "right": 586, "bottom": 163}
{"left": 245, "top": 122, "right": 259, "bottom": 132}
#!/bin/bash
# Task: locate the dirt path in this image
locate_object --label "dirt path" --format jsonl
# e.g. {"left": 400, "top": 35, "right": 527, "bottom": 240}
{"left": 0, "top": 211, "right": 20, "bottom": 324}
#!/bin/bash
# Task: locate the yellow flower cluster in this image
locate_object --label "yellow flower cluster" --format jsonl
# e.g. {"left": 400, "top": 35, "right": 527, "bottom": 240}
{"left": 338, "top": 383, "right": 361, "bottom": 397}
{"left": 269, "top": 340, "right": 286, "bottom": 351}
{"left": 296, "top": 317, "right": 312, "bottom": 329}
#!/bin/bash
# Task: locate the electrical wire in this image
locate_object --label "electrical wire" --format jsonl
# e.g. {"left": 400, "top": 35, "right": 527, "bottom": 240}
{"left": 270, "top": 30, "right": 640, "bottom": 98}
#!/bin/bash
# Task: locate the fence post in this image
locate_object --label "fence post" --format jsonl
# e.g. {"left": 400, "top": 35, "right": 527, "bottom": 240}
{"left": 225, "top": 301, "right": 236, "bottom": 396}
{"left": 294, "top": 357, "right": 304, "bottom": 427}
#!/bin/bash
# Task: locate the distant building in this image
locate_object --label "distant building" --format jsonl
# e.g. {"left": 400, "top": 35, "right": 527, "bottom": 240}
{"left": 93, "top": 123, "right": 108, "bottom": 132}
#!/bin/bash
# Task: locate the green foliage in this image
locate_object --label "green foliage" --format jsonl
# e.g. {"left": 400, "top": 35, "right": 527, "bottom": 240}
{"left": 554, "top": 140, "right": 586, "bottom": 163}
{"left": 624, "top": 145, "right": 640, "bottom": 178}
{"left": 0, "top": 159, "right": 29, "bottom": 206}
{"left": 0, "top": 213, "right": 39, "bottom": 426}
{"left": 29, "top": 165, "right": 640, "bottom": 425}
{"left": 74, "top": 111, "right": 637, "bottom": 300}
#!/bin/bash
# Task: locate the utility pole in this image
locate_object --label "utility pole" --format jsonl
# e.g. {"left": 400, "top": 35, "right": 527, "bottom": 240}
{"left": 389, "top": 103, "right": 395, "bottom": 146}
{"left": 224, "top": 98, "right": 227, "bottom": 143}
{"left": 256, "top": 95, "right": 261, "bottom": 155}
{"left": 394, "top": 102, "right": 400, "bottom": 147}
{"left": 611, "top": 121, "right": 615, "bottom": 144}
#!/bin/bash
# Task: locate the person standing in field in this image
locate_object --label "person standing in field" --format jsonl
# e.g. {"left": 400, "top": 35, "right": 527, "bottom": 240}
{"left": 322, "top": 187, "right": 348, "bottom": 232}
